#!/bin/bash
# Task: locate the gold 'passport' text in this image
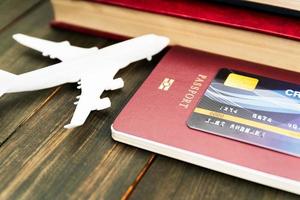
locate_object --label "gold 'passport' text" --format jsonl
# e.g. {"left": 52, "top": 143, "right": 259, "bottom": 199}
{"left": 179, "top": 74, "right": 207, "bottom": 109}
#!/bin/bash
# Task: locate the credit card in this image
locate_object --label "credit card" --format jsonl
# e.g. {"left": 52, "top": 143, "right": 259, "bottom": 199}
{"left": 187, "top": 68, "right": 300, "bottom": 157}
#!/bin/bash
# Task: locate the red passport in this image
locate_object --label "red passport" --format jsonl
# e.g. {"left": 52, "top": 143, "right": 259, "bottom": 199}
{"left": 112, "top": 46, "right": 300, "bottom": 194}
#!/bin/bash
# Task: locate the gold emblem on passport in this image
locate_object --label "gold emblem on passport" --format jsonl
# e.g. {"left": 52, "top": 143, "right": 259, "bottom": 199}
{"left": 224, "top": 73, "right": 258, "bottom": 91}
{"left": 158, "top": 78, "right": 174, "bottom": 91}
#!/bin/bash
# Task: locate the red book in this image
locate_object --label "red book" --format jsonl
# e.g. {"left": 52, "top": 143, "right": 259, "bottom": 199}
{"left": 91, "top": 0, "right": 300, "bottom": 41}
{"left": 51, "top": 0, "right": 300, "bottom": 71}
{"left": 112, "top": 46, "right": 300, "bottom": 194}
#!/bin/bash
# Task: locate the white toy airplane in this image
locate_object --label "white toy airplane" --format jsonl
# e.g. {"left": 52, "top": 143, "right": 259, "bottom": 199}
{"left": 0, "top": 34, "right": 169, "bottom": 128}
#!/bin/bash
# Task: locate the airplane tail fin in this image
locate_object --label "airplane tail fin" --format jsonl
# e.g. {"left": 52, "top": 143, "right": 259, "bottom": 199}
{"left": 0, "top": 70, "right": 16, "bottom": 97}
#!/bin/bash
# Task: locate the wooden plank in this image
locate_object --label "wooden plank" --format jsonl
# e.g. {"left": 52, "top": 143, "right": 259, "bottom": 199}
{"left": 0, "top": 1, "right": 56, "bottom": 143}
{"left": 0, "top": 58, "right": 160, "bottom": 200}
{"left": 129, "top": 156, "right": 300, "bottom": 200}
{"left": 0, "top": 0, "right": 43, "bottom": 31}
{"left": 0, "top": 2, "right": 165, "bottom": 199}
{"left": 0, "top": 1, "right": 112, "bottom": 144}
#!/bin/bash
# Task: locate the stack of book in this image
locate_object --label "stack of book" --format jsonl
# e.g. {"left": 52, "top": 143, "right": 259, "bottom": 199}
{"left": 51, "top": 0, "right": 300, "bottom": 72}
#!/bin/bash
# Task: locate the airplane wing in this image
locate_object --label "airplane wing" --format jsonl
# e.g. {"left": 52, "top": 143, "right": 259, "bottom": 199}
{"left": 64, "top": 75, "right": 112, "bottom": 129}
{"left": 13, "top": 33, "right": 98, "bottom": 61}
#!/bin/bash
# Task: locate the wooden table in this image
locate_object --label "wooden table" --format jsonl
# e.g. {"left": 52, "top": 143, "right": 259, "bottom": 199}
{"left": 0, "top": 1, "right": 299, "bottom": 199}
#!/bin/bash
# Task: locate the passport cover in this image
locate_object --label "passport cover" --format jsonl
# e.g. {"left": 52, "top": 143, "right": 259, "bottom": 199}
{"left": 112, "top": 46, "right": 300, "bottom": 194}
{"left": 91, "top": 0, "right": 300, "bottom": 41}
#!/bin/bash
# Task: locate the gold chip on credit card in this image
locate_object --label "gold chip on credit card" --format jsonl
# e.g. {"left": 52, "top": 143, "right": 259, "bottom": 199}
{"left": 224, "top": 73, "right": 258, "bottom": 91}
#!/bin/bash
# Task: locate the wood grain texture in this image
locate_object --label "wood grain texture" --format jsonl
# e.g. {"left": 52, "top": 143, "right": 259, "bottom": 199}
{"left": 0, "top": 0, "right": 43, "bottom": 31}
{"left": 0, "top": 2, "right": 163, "bottom": 199}
{"left": 0, "top": 0, "right": 57, "bottom": 143}
{"left": 0, "top": 84, "right": 153, "bottom": 200}
{"left": 0, "top": 58, "right": 160, "bottom": 199}
{"left": 0, "top": 0, "right": 110, "bottom": 144}
{"left": 130, "top": 156, "right": 300, "bottom": 200}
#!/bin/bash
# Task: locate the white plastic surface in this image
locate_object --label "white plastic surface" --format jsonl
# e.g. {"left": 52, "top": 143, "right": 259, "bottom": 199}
{"left": 0, "top": 33, "right": 169, "bottom": 128}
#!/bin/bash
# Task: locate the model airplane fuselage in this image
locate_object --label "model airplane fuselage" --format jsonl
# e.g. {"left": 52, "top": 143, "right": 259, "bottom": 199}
{"left": 0, "top": 34, "right": 169, "bottom": 128}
